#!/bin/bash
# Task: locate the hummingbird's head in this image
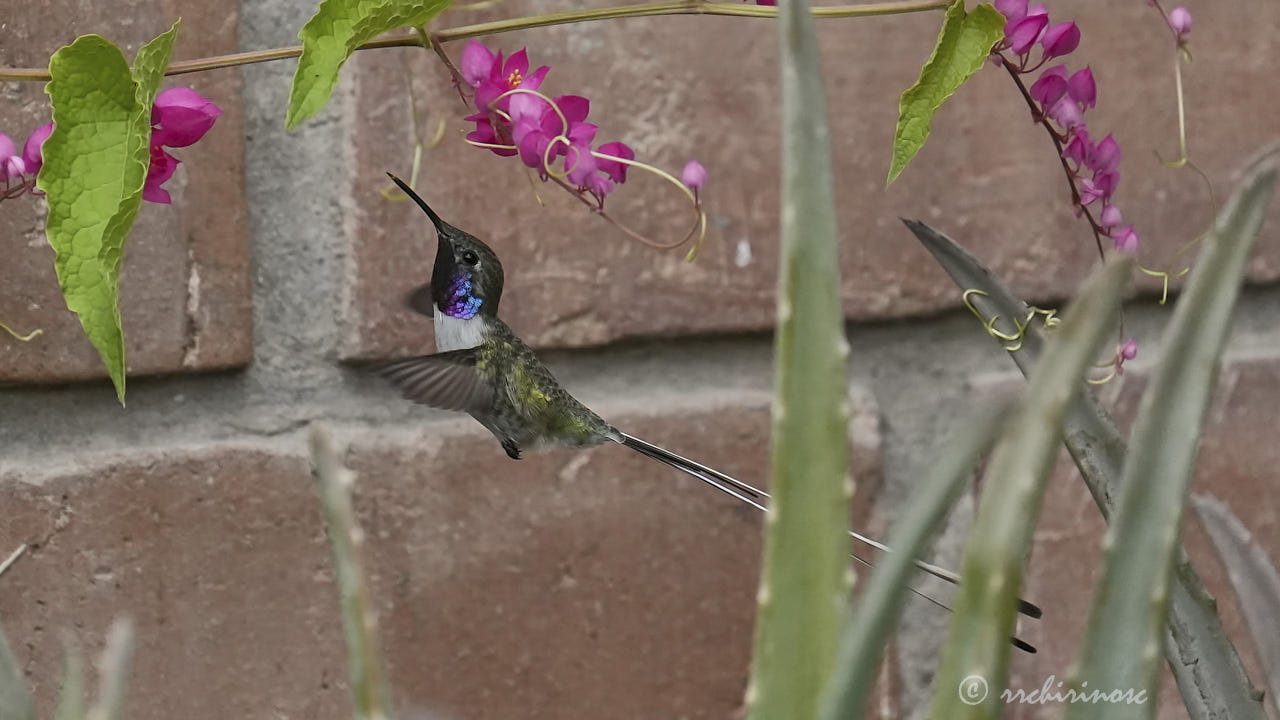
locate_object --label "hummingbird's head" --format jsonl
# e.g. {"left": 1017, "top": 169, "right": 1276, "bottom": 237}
{"left": 388, "top": 174, "right": 504, "bottom": 319}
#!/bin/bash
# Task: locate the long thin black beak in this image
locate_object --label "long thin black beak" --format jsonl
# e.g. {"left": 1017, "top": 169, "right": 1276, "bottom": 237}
{"left": 387, "top": 173, "right": 447, "bottom": 234}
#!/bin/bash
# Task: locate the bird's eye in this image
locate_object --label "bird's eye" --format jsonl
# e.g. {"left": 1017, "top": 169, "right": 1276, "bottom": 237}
{"left": 460, "top": 250, "right": 479, "bottom": 266}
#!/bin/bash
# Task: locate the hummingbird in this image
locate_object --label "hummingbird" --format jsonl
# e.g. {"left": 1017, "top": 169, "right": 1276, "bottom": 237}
{"left": 374, "top": 174, "right": 1041, "bottom": 651}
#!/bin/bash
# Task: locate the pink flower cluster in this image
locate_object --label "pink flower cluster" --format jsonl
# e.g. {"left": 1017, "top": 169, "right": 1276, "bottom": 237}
{"left": 459, "top": 41, "right": 673, "bottom": 204}
{"left": 994, "top": 0, "right": 1138, "bottom": 254}
{"left": 0, "top": 87, "right": 220, "bottom": 205}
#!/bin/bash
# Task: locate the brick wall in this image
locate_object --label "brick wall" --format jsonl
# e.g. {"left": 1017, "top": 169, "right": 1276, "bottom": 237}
{"left": 2, "top": 1, "right": 1277, "bottom": 719}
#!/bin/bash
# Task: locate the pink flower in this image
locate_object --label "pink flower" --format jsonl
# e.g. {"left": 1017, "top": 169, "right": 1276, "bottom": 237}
{"left": 1168, "top": 7, "right": 1191, "bottom": 42}
{"left": 1041, "top": 22, "right": 1081, "bottom": 59}
{"left": 681, "top": 160, "right": 707, "bottom": 190}
{"left": 0, "top": 132, "right": 24, "bottom": 180}
{"left": 1061, "top": 129, "right": 1092, "bottom": 165}
{"left": 1029, "top": 65, "right": 1068, "bottom": 108}
{"left": 1045, "top": 95, "right": 1084, "bottom": 128}
{"left": 1006, "top": 14, "right": 1049, "bottom": 55}
{"left": 596, "top": 142, "right": 634, "bottom": 184}
{"left": 1067, "top": 67, "right": 1095, "bottom": 107}
{"left": 474, "top": 48, "right": 549, "bottom": 114}
{"left": 1088, "top": 134, "right": 1121, "bottom": 173}
{"left": 1119, "top": 338, "right": 1138, "bottom": 360}
{"left": 1111, "top": 224, "right": 1138, "bottom": 253}
{"left": 151, "top": 88, "right": 221, "bottom": 148}
{"left": 1099, "top": 203, "right": 1123, "bottom": 229}
{"left": 22, "top": 123, "right": 52, "bottom": 176}
{"left": 143, "top": 146, "right": 181, "bottom": 204}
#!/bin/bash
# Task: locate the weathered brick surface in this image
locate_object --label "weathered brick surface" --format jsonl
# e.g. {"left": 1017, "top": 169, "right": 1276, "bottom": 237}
{"left": 1009, "top": 359, "right": 1280, "bottom": 719}
{"left": 1, "top": 396, "right": 882, "bottom": 720}
{"left": 345, "top": 1, "right": 1280, "bottom": 359}
{"left": 0, "top": 0, "right": 252, "bottom": 383}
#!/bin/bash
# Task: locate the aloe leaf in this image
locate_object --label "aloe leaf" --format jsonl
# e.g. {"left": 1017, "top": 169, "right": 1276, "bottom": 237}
{"left": 929, "top": 257, "right": 1133, "bottom": 720}
{"left": 87, "top": 619, "right": 134, "bottom": 720}
{"left": 0, "top": 623, "right": 36, "bottom": 720}
{"left": 743, "top": 0, "right": 850, "bottom": 718}
{"left": 286, "top": 0, "right": 452, "bottom": 129}
{"left": 309, "top": 428, "right": 392, "bottom": 720}
{"left": 53, "top": 641, "right": 86, "bottom": 720}
{"left": 820, "top": 402, "right": 1010, "bottom": 720}
{"left": 1191, "top": 494, "right": 1280, "bottom": 717}
{"left": 887, "top": 2, "right": 1004, "bottom": 184}
{"left": 906, "top": 217, "right": 1270, "bottom": 720}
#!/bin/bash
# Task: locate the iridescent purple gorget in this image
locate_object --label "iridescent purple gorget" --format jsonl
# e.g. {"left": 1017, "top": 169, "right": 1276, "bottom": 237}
{"left": 445, "top": 272, "right": 484, "bottom": 319}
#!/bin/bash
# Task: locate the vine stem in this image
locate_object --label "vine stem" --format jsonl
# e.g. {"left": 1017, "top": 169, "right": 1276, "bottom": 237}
{"left": 999, "top": 54, "right": 1107, "bottom": 261}
{"left": 0, "top": 0, "right": 949, "bottom": 81}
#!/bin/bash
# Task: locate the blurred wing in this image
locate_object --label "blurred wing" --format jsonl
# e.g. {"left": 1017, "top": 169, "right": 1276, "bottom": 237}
{"left": 372, "top": 349, "right": 492, "bottom": 414}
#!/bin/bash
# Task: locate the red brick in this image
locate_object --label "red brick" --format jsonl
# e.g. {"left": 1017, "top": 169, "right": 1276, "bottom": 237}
{"left": 0, "top": 0, "right": 252, "bottom": 383}
{"left": 344, "top": 2, "right": 1280, "bottom": 358}
{"left": 1, "top": 396, "right": 883, "bottom": 720}
{"left": 1012, "top": 359, "right": 1280, "bottom": 719}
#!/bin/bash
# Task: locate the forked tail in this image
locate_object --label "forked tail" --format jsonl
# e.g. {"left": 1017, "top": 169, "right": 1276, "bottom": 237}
{"left": 616, "top": 431, "right": 1041, "bottom": 654}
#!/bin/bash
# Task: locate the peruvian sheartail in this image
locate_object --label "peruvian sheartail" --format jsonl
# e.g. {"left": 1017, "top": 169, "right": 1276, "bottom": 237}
{"left": 373, "top": 174, "right": 1042, "bottom": 649}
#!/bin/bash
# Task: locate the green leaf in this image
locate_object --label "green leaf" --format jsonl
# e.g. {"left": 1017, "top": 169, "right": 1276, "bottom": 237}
{"left": 929, "top": 257, "right": 1132, "bottom": 720}
{"left": 286, "top": 0, "right": 453, "bottom": 129}
{"left": 1065, "top": 147, "right": 1277, "bottom": 720}
{"left": 887, "top": 2, "right": 1004, "bottom": 184}
{"left": 744, "top": 0, "right": 849, "bottom": 718}
{"left": 39, "top": 22, "right": 179, "bottom": 405}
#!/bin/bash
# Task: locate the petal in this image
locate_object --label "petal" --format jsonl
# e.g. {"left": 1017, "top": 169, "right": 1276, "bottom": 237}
{"left": 152, "top": 91, "right": 222, "bottom": 148}
{"left": 1088, "top": 133, "right": 1121, "bottom": 173}
{"left": 0, "top": 132, "right": 16, "bottom": 160}
{"left": 1067, "top": 67, "right": 1096, "bottom": 108}
{"left": 595, "top": 141, "right": 634, "bottom": 184}
{"left": 522, "top": 65, "right": 550, "bottom": 91}
{"left": 555, "top": 95, "right": 590, "bottom": 125}
{"left": 1168, "top": 7, "right": 1191, "bottom": 38}
{"left": 505, "top": 48, "right": 530, "bottom": 78}
{"left": 1041, "top": 21, "right": 1081, "bottom": 59}
{"left": 567, "top": 121, "right": 598, "bottom": 146}
{"left": 22, "top": 123, "right": 53, "bottom": 175}
{"left": 1099, "top": 203, "right": 1123, "bottom": 228}
{"left": 460, "top": 40, "right": 496, "bottom": 87}
{"left": 1045, "top": 95, "right": 1083, "bottom": 128}
{"left": 1061, "top": 130, "right": 1092, "bottom": 165}
{"left": 1007, "top": 15, "right": 1048, "bottom": 55}
{"left": 565, "top": 144, "right": 598, "bottom": 187}
{"left": 994, "top": 0, "right": 1028, "bottom": 22}
{"left": 475, "top": 81, "right": 503, "bottom": 112}
{"left": 589, "top": 173, "right": 614, "bottom": 198}
{"left": 1029, "top": 71, "right": 1068, "bottom": 107}
{"left": 143, "top": 148, "right": 181, "bottom": 204}
{"left": 2, "top": 155, "right": 26, "bottom": 180}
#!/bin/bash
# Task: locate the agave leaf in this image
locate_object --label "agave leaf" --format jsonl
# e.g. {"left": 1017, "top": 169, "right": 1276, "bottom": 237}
{"left": 820, "top": 402, "right": 1010, "bottom": 720}
{"left": 905, "top": 217, "right": 1269, "bottom": 720}
{"left": 744, "top": 0, "right": 850, "bottom": 717}
{"left": 1064, "top": 147, "right": 1276, "bottom": 720}
{"left": 928, "top": 256, "right": 1132, "bottom": 720}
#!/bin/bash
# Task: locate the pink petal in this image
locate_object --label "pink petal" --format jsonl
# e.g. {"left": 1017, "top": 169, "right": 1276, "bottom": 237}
{"left": 475, "top": 80, "right": 505, "bottom": 112}
{"left": 1007, "top": 15, "right": 1048, "bottom": 55}
{"left": 1093, "top": 169, "right": 1119, "bottom": 198}
{"left": 1026, "top": 3, "right": 1047, "bottom": 17}
{"left": 1045, "top": 95, "right": 1084, "bottom": 128}
{"left": 522, "top": 66, "right": 550, "bottom": 91}
{"left": 588, "top": 172, "right": 614, "bottom": 198}
{"left": 460, "top": 41, "right": 496, "bottom": 87}
{"left": 1061, "top": 129, "right": 1092, "bottom": 165}
{"left": 1029, "top": 70, "right": 1068, "bottom": 108}
{"left": 565, "top": 143, "right": 598, "bottom": 186}
{"left": 143, "top": 147, "right": 181, "bottom": 204}
{"left": 152, "top": 88, "right": 221, "bottom": 148}
{"left": 555, "top": 95, "right": 590, "bottom": 126}
{"left": 0, "top": 132, "right": 15, "bottom": 161}
{"left": 22, "top": 123, "right": 53, "bottom": 175}
{"left": 1088, "top": 134, "right": 1121, "bottom": 173}
{"left": 504, "top": 48, "right": 530, "bottom": 79}
{"left": 994, "top": 0, "right": 1028, "bottom": 22}
{"left": 1119, "top": 338, "right": 1139, "bottom": 360}
{"left": 1111, "top": 225, "right": 1139, "bottom": 253}
{"left": 1099, "top": 203, "right": 1123, "bottom": 228}
{"left": 595, "top": 142, "right": 634, "bottom": 184}
{"left": 681, "top": 159, "right": 707, "bottom": 190}
{"left": 2, "top": 155, "right": 25, "bottom": 180}
{"left": 1067, "top": 67, "right": 1096, "bottom": 108}
{"left": 1041, "top": 22, "right": 1080, "bottom": 59}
